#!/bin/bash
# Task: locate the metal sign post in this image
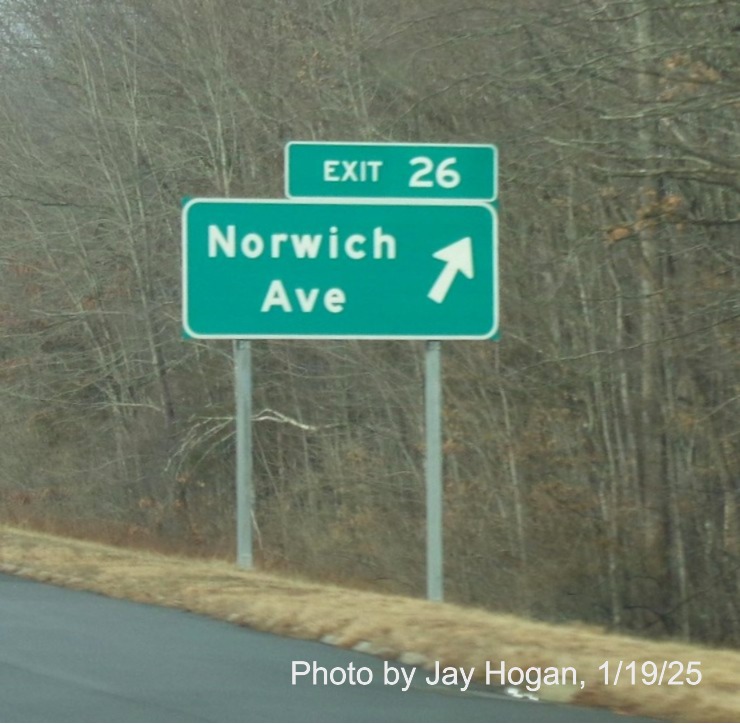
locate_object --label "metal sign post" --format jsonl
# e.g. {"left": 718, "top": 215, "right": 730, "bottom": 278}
{"left": 425, "top": 340, "right": 444, "bottom": 601}
{"left": 234, "top": 340, "right": 253, "bottom": 569}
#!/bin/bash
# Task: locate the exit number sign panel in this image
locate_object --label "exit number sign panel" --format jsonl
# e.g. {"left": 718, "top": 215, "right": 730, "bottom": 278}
{"left": 285, "top": 142, "right": 497, "bottom": 201}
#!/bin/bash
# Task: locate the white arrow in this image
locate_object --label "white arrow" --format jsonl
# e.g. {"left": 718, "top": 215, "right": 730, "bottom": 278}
{"left": 427, "top": 237, "right": 474, "bottom": 304}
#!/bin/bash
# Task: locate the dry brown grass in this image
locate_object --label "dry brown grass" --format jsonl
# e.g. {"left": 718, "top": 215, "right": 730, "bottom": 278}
{"left": 1, "top": 523, "right": 738, "bottom": 722}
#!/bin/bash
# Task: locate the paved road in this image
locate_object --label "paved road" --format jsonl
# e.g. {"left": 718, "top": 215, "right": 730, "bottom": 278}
{"left": 0, "top": 574, "right": 651, "bottom": 722}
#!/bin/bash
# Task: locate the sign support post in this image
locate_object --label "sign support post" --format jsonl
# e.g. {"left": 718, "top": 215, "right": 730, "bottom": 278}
{"left": 234, "top": 340, "right": 253, "bottom": 568}
{"left": 425, "top": 340, "right": 444, "bottom": 601}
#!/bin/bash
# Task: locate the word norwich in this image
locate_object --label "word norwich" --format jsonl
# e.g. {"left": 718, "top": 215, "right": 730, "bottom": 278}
{"left": 208, "top": 225, "right": 396, "bottom": 261}
{"left": 291, "top": 660, "right": 582, "bottom": 694}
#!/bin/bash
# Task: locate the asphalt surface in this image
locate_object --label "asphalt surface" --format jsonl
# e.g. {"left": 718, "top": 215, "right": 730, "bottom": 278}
{"left": 0, "top": 573, "right": 653, "bottom": 722}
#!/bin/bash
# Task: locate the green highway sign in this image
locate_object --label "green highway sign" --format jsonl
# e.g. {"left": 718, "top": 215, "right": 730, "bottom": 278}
{"left": 285, "top": 142, "right": 497, "bottom": 201}
{"left": 182, "top": 199, "right": 497, "bottom": 339}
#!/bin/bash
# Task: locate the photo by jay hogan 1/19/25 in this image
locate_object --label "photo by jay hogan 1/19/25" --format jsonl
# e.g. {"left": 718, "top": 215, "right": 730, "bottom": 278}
{"left": 292, "top": 659, "right": 704, "bottom": 694}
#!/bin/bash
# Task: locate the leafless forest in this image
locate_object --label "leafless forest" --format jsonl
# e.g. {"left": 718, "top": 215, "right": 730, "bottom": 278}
{"left": 0, "top": 0, "right": 738, "bottom": 646}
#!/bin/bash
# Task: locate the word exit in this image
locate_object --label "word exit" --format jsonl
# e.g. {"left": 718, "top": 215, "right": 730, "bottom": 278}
{"left": 324, "top": 159, "right": 383, "bottom": 183}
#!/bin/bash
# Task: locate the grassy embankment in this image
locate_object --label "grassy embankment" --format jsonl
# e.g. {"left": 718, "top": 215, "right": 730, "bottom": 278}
{"left": 1, "top": 524, "right": 738, "bottom": 722}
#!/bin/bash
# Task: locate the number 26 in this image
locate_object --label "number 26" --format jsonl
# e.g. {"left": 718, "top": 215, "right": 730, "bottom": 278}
{"left": 409, "top": 156, "right": 461, "bottom": 189}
